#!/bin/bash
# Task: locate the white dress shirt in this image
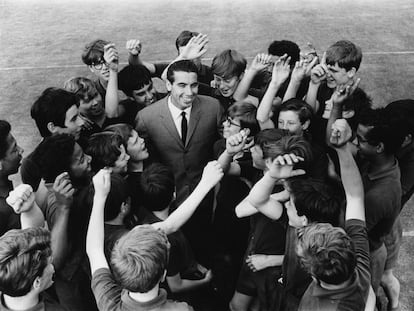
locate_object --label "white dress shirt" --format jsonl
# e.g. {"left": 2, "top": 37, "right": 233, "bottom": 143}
{"left": 167, "top": 96, "right": 192, "bottom": 139}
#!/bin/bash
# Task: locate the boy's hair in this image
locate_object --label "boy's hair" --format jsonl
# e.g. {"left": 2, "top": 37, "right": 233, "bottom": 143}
{"left": 326, "top": 40, "right": 362, "bottom": 71}
{"left": 111, "top": 225, "right": 169, "bottom": 293}
{"left": 81, "top": 39, "right": 109, "bottom": 66}
{"left": 288, "top": 178, "right": 342, "bottom": 226}
{"left": 262, "top": 135, "right": 313, "bottom": 164}
{"left": 385, "top": 99, "right": 414, "bottom": 136}
{"left": 296, "top": 223, "right": 356, "bottom": 285}
{"left": 0, "top": 228, "right": 52, "bottom": 297}
{"left": 211, "top": 49, "right": 247, "bottom": 79}
{"left": 279, "top": 99, "right": 313, "bottom": 124}
{"left": 63, "top": 77, "right": 99, "bottom": 102}
{"left": 140, "top": 163, "right": 175, "bottom": 212}
{"left": 118, "top": 65, "right": 152, "bottom": 97}
{"left": 31, "top": 88, "right": 79, "bottom": 137}
{"left": 268, "top": 40, "right": 300, "bottom": 67}
{"left": 0, "top": 120, "right": 11, "bottom": 159}
{"left": 175, "top": 30, "right": 199, "bottom": 51}
{"left": 31, "top": 134, "right": 76, "bottom": 183}
{"left": 166, "top": 60, "right": 198, "bottom": 83}
{"left": 228, "top": 100, "right": 260, "bottom": 136}
{"left": 358, "top": 108, "right": 405, "bottom": 155}
{"left": 86, "top": 132, "right": 125, "bottom": 172}
{"left": 254, "top": 128, "right": 290, "bottom": 155}
{"left": 104, "top": 123, "right": 134, "bottom": 146}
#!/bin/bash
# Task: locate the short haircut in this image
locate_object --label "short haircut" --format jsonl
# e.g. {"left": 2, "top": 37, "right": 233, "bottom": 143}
{"left": 0, "top": 120, "right": 11, "bottom": 159}
{"left": 211, "top": 49, "right": 247, "bottom": 79}
{"left": 254, "top": 128, "right": 290, "bottom": 154}
{"left": 279, "top": 99, "right": 314, "bottom": 124}
{"left": 262, "top": 135, "right": 313, "bottom": 165}
{"left": 385, "top": 99, "right": 414, "bottom": 136}
{"left": 326, "top": 40, "right": 362, "bottom": 72}
{"left": 104, "top": 173, "right": 129, "bottom": 222}
{"left": 118, "top": 65, "right": 152, "bottom": 97}
{"left": 31, "top": 134, "right": 76, "bottom": 183}
{"left": 296, "top": 223, "right": 356, "bottom": 285}
{"left": 140, "top": 163, "right": 175, "bottom": 212}
{"left": 288, "top": 178, "right": 342, "bottom": 226}
{"left": 166, "top": 60, "right": 198, "bottom": 83}
{"left": 86, "top": 132, "right": 125, "bottom": 172}
{"left": 175, "top": 30, "right": 199, "bottom": 51}
{"left": 358, "top": 108, "right": 405, "bottom": 155}
{"left": 104, "top": 123, "right": 134, "bottom": 146}
{"left": 63, "top": 77, "right": 99, "bottom": 102}
{"left": 81, "top": 39, "right": 109, "bottom": 66}
{"left": 31, "top": 87, "right": 79, "bottom": 138}
{"left": 268, "top": 40, "right": 300, "bottom": 66}
{"left": 228, "top": 100, "right": 260, "bottom": 136}
{"left": 111, "top": 225, "right": 169, "bottom": 293}
{"left": 0, "top": 228, "right": 52, "bottom": 297}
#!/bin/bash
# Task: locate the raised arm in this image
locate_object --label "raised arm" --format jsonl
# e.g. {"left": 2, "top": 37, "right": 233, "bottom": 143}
{"left": 103, "top": 43, "right": 120, "bottom": 118}
{"left": 217, "top": 129, "right": 250, "bottom": 175}
{"left": 126, "top": 39, "right": 156, "bottom": 74}
{"left": 256, "top": 55, "right": 290, "bottom": 129}
{"left": 86, "top": 169, "right": 111, "bottom": 274}
{"left": 283, "top": 57, "right": 318, "bottom": 102}
{"left": 330, "top": 119, "right": 365, "bottom": 221}
{"left": 305, "top": 52, "right": 327, "bottom": 112}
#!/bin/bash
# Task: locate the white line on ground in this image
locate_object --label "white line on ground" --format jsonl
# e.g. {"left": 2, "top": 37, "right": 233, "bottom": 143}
{"left": 403, "top": 231, "right": 414, "bottom": 237}
{"left": 1, "top": 51, "right": 414, "bottom": 71}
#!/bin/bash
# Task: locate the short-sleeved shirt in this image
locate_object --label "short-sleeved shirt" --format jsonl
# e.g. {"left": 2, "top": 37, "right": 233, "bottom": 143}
{"left": 91, "top": 268, "right": 194, "bottom": 311}
{"left": 0, "top": 181, "right": 20, "bottom": 236}
{"left": 397, "top": 140, "right": 414, "bottom": 205}
{"left": 0, "top": 292, "right": 65, "bottom": 311}
{"left": 298, "top": 219, "right": 371, "bottom": 311}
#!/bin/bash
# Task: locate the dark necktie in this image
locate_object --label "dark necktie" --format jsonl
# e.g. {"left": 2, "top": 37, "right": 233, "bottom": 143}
{"left": 181, "top": 111, "right": 187, "bottom": 145}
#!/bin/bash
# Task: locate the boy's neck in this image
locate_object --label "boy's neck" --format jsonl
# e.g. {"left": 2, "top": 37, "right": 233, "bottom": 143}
{"left": 319, "top": 277, "right": 352, "bottom": 290}
{"left": 128, "top": 283, "right": 159, "bottom": 303}
{"left": 3, "top": 292, "right": 40, "bottom": 310}
{"left": 153, "top": 207, "right": 169, "bottom": 221}
{"left": 128, "top": 161, "right": 144, "bottom": 173}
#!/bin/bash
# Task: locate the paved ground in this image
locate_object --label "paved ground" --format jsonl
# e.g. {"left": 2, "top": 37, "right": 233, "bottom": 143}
{"left": 0, "top": 0, "right": 413, "bottom": 309}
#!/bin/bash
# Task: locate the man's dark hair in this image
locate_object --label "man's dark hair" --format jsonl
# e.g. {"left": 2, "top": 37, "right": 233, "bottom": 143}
{"left": 118, "top": 65, "right": 153, "bottom": 97}
{"left": 81, "top": 39, "right": 109, "bottom": 66}
{"left": 140, "top": 163, "right": 175, "bottom": 212}
{"left": 166, "top": 60, "right": 198, "bottom": 83}
{"left": 86, "top": 132, "right": 125, "bottom": 172}
{"left": 268, "top": 40, "right": 300, "bottom": 66}
{"left": 31, "top": 88, "right": 79, "bottom": 137}
{"left": 0, "top": 120, "right": 11, "bottom": 159}
{"left": 175, "top": 30, "right": 199, "bottom": 51}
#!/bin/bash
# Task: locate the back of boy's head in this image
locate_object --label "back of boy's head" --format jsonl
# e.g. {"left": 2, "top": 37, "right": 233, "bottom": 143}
{"left": 358, "top": 107, "right": 405, "bottom": 155}
{"left": 63, "top": 77, "right": 99, "bottom": 102}
{"left": 32, "top": 134, "right": 76, "bottom": 183}
{"left": 385, "top": 99, "right": 414, "bottom": 137}
{"left": 262, "top": 135, "right": 312, "bottom": 164}
{"left": 228, "top": 100, "right": 260, "bottom": 136}
{"left": 0, "top": 228, "right": 51, "bottom": 297}
{"left": 0, "top": 120, "right": 11, "bottom": 160}
{"left": 140, "top": 163, "right": 175, "bottom": 212}
{"left": 104, "top": 123, "right": 133, "bottom": 146}
{"left": 279, "top": 99, "right": 314, "bottom": 124}
{"left": 211, "top": 49, "right": 247, "bottom": 79}
{"left": 82, "top": 39, "right": 109, "bottom": 66}
{"left": 118, "top": 65, "right": 152, "bottom": 97}
{"left": 175, "top": 30, "right": 199, "bottom": 51}
{"left": 268, "top": 40, "right": 300, "bottom": 66}
{"left": 111, "top": 225, "right": 169, "bottom": 293}
{"left": 326, "top": 40, "right": 362, "bottom": 72}
{"left": 254, "top": 128, "right": 290, "bottom": 155}
{"left": 166, "top": 60, "right": 198, "bottom": 83}
{"left": 86, "top": 132, "right": 124, "bottom": 172}
{"left": 296, "top": 223, "right": 356, "bottom": 285}
{"left": 288, "top": 178, "right": 342, "bottom": 226}
{"left": 31, "top": 87, "right": 79, "bottom": 137}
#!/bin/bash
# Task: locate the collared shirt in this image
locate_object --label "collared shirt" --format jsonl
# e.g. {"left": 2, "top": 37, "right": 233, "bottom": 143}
{"left": 167, "top": 97, "right": 192, "bottom": 139}
{"left": 0, "top": 292, "right": 65, "bottom": 311}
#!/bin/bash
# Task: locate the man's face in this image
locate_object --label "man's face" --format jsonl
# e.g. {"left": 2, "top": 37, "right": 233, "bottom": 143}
{"left": 70, "top": 142, "right": 91, "bottom": 180}
{"left": 285, "top": 195, "right": 306, "bottom": 228}
{"left": 278, "top": 110, "right": 305, "bottom": 135}
{"left": 112, "top": 144, "right": 130, "bottom": 174}
{"left": 326, "top": 62, "right": 354, "bottom": 88}
{"left": 0, "top": 134, "right": 23, "bottom": 176}
{"left": 131, "top": 82, "right": 156, "bottom": 106}
{"left": 52, "top": 105, "right": 84, "bottom": 140}
{"left": 89, "top": 58, "right": 110, "bottom": 82}
{"left": 126, "top": 130, "right": 149, "bottom": 162}
{"left": 356, "top": 124, "right": 377, "bottom": 158}
{"left": 166, "top": 71, "right": 198, "bottom": 110}
{"left": 79, "top": 93, "right": 104, "bottom": 119}
{"left": 250, "top": 144, "right": 266, "bottom": 170}
{"left": 213, "top": 75, "right": 240, "bottom": 98}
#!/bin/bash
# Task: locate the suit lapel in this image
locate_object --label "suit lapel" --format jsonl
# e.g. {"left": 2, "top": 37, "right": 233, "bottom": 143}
{"left": 159, "top": 98, "right": 184, "bottom": 147}
{"left": 186, "top": 97, "right": 202, "bottom": 147}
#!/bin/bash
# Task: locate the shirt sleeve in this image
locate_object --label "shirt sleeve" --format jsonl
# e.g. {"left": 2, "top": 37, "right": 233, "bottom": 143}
{"left": 91, "top": 268, "right": 122, "bottom": 311}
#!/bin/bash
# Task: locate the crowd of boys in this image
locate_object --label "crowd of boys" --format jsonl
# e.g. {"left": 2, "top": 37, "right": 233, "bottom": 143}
{"left": 0, "top": 31, "right": 413, "bottom": 311}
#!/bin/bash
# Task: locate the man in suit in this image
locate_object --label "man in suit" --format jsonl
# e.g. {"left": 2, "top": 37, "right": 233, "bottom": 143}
{"left": 135, "top": 60, "right": 223, "bottom": 263}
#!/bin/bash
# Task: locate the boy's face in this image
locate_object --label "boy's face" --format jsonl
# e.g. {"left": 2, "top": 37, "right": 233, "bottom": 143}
{"left": 285, "top": 195, "right": 307, "bottom": 228}
{"left": 213, "top": 75, "right": 240, "bottom": 98}
{"left": 356, "top": 124, "right": 377, "bottom": 159}
{"left": 79, "top": 93, "right": 104, "bottom": 119}
{"left": 278, "top": 110, "right": 307, "bottom": 135}
{"left": 127, "top": 130, "right": 149, "bottom": 162}
{"left": 326, "top": 62, "right": 355, "bottom": 89}
{"left": 223, "top": 116, "right": 241, "bottom": 139}
{"left": 112, "top": 144, "right": 130, "bottom": 174}
{"left": 0, "top": 134, "right": 23, "bottom": 176}
{"left": 70, "top": 142, "right": 91, "bottom": 180}
{"left": 166, "top": 71, "right": 198, "bottom": 110}
{"left": 132, "top": 82, "right": 156, "bottom": 106}
{"left": 89, "top": 58, "right": 110, "bottom": 82}
{"left": 52, "top": 105, "right": 84, "bottom": 140}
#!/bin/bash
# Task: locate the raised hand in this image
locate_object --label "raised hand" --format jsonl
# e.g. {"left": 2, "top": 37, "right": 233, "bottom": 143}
{"left": 250, "top": 53, "right": 272, "bottom": 73}
{"left": 6, "top": 184, "right": 35, "bottom": 214}
{"left": 300, "top": 42, "right": 318, "bottom": 66}
{"left": 103, "top": 43, "right": 119, "bottom": 71}
{"left": 330, "top": 119, "right": 353, "bottom": 148}
{"left": 226, "top": 129, "right": 250, "bottom": 156}
{"left": 331, "top": 77, "right": 361, "bottom": 105}
{"left": 291, "top": 56, "right": 318, "bottom": 83}
{"left": 271, "top": 54, "right": 291, "bottom": 85}
{"left": 92, "top": 169, "right": 112, "bottom": 198}
{"left": 53, "top": 172, "right": 75, "bottom": 208}
{"left": 200, "top": 160, "right": 224, "bottom": 188}
{"left": 267, "top": 153, "right": 306, "bottom": 180}
{"left": 310, "top": 52, "right": 328, "bottom": 85}
{"left": 126, "top": 39, "right": 142, "bottom": 56}
{"left": 180, "top": 33, "right": 208, "bottom": 60}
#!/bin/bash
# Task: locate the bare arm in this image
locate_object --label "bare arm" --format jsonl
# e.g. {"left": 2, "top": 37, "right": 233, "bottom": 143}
{"left": 283, "top": 57, "right": 318, "bottom": 102}
{"left": 103, "top": 44, "right": 120, "bottom": 118}
{"left": 304, "top": 52, "right": 327, "bottom": 112}
{"left": 167, "top": 270, "right": 212, "bottom": 293}
{"left": 126, "top": 39, "right": 156, "bottom": 74}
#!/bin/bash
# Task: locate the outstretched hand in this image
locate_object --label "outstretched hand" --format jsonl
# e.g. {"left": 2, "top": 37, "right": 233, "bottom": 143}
{"left": 180, "top": 33, "right": 208, "bottom": 60}
{"left": 330, "top": 119, "right": 353, "bottom": 148}
{"left": 200, "top": 160, "right": 224, "bottom": 188}
{"left": 103, "top": 43, "right": 119, "bottom": 71}
{"left": 126, "top": 39, "right": 142, "bottom": 56}
{"left": 331, "top": 78, "right": 361, "bottom": 105}
{"left": 93, "top": 168, "right": 112, "bottom": 198}
{"left": 310, "top": 51, "right": 327, "bottom": 85}
{"left": 250, "top": 53, "right": 272, "bottom": 73}
{"left": 291, "top": 56, "right": 318, "bottom": 83}
{"left": 226, "top": 129, "right": 251, "bottom": 156}
{"left": 267, "top": 153, "right": 306, "bottom": 180}
{"left": 271, "top": 54, "right": 291, "bottom": 85}
{"left": 6, "top": 184, "right": 35, "bottom": 214}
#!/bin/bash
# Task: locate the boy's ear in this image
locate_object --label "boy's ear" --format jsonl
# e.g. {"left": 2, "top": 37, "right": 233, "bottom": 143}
{"left": 342, "top": 110, "right": 355, "bottom": 119}
{"left": 88, "top": 65, "right": 94, "bottom": 74}
{"left": 347, "top": 67, "right": 356, "bottom": 79}
{"left": 33, "top": 276, "right": 42, "bottom": 290}
{"left": 402, "top": 134, "right": 412, "bottom": 148}
{"left": 301, "top": 216, "right": 309, "bottom": 227}
{"left": 47, "top": 122, "right": 57, "bottom": 134}
{"left": 165, "top": 79, "right": 172, "bottom": 92}
{"left": 376, "top": 142, "right": 385, "bottom": 154}
{"left": 302, "top": 120, "right": 311, "bottom": 131}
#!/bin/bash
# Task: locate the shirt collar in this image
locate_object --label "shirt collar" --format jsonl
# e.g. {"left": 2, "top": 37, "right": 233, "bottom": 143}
{"left": 167, "top": 96, "right": 192, "bottom": 120}
{"left": 367, "top": 159, "right": 399, "bottom": 181}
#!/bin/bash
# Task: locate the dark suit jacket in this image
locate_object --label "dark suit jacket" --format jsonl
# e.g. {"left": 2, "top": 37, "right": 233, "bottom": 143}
{"left": 135, "top": 95, "right": 224, "bottom": 204}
